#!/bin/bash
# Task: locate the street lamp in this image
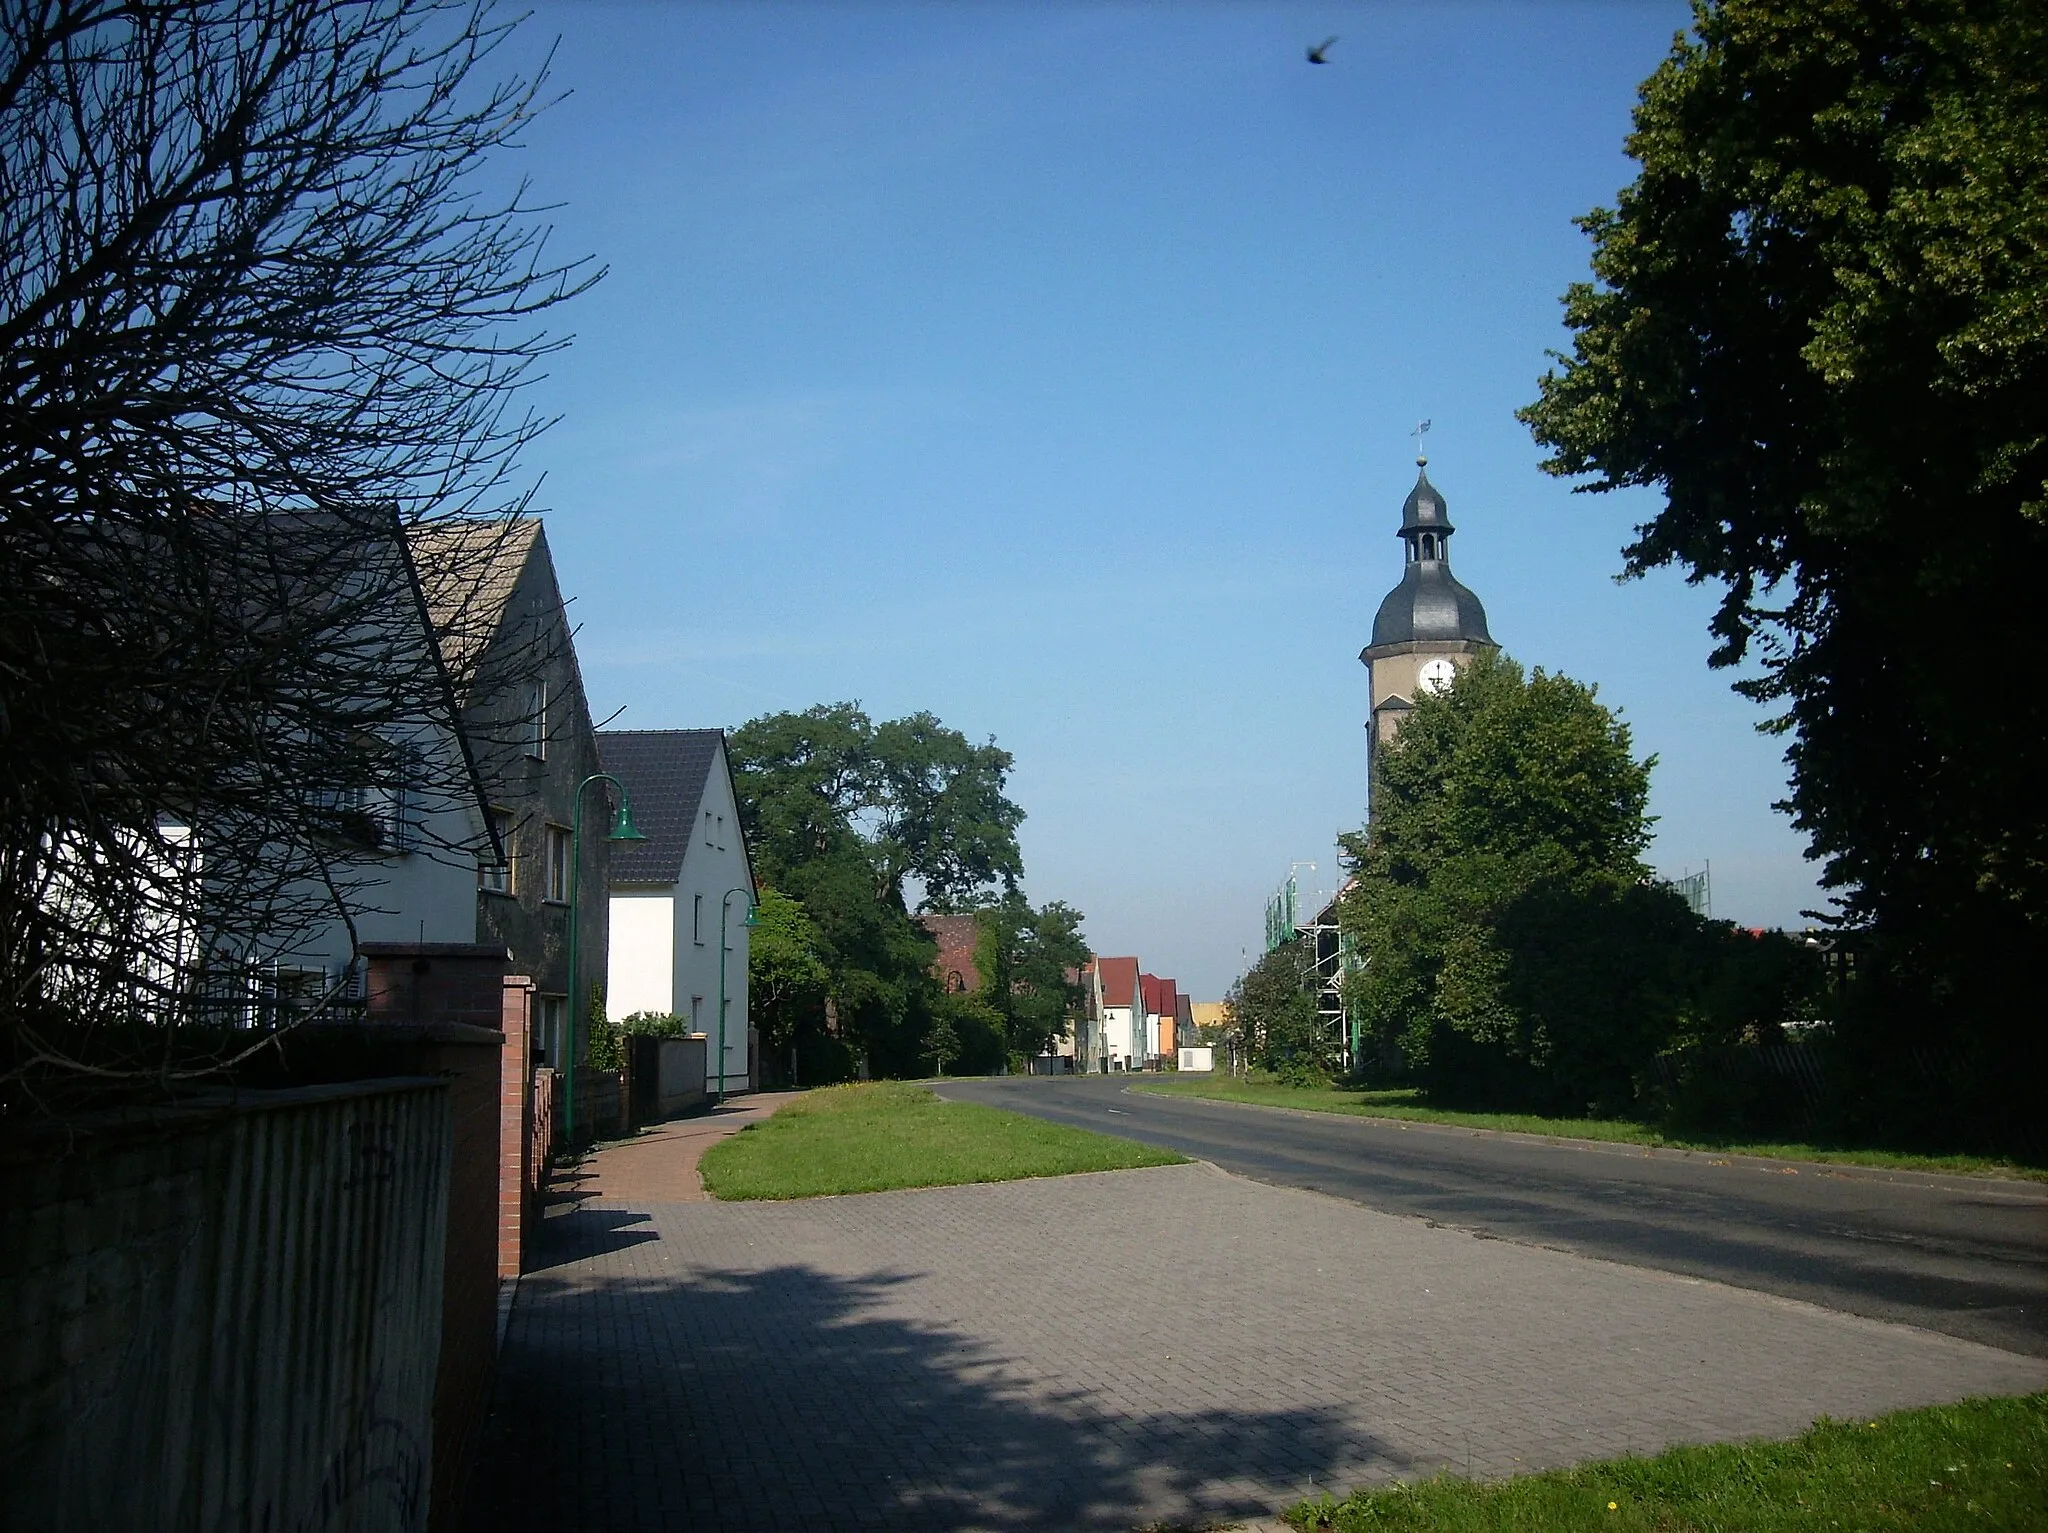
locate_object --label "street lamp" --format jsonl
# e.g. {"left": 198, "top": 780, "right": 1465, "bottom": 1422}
{"left": 716, "top": 885, "right": 757, "bottom": 1105}
{"left": 563, "top": 772, "right": 645, "bottom": 1143}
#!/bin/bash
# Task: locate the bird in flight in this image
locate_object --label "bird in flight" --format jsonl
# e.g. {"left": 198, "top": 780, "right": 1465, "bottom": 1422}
{"left": 1306, "top": 36, "right": 1338, "bottom": 64}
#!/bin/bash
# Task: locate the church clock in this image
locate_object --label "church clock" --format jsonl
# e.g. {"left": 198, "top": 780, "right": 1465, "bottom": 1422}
{"left": 1418, "top": 656, "right": 1459, "bottom": 694}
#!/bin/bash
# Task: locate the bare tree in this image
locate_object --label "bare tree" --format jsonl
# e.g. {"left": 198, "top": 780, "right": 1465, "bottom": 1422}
{"left": 0, "top": 0, "right": 597, "bottom": 1111}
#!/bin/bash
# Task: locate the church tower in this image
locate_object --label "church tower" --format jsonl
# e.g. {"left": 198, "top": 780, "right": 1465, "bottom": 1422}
{"left": 1361, "top": 455, "right": 1496, "bottom": 811}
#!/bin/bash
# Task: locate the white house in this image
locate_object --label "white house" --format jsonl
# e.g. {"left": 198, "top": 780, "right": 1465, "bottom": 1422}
{"left": 266, "top": 713, "right": 492, "bottom": 990}
{"left": 1086, "top": 955, "right": 1146, "bottom": 1071}
{"left": 236, "top": 526, "right": 495, "bottom": 1015}
{"left": 56, "top": 509, "right": 498, "bottom": 1031}
{"left": 598, "top": 729, "right": 757, "bottom": 1095}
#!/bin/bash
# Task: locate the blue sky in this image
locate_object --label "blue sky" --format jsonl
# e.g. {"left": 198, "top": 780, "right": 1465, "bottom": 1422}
{"left": 509, "top": 1, "right": 1824, "bottom": 999}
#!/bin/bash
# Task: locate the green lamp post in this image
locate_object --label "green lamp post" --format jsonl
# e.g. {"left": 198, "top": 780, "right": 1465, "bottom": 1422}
{"left": 563, "top": 772, "right": 645, "bottom": 1143}
{"left": 716, "top": 886, "right": 757, "bottom": 1105}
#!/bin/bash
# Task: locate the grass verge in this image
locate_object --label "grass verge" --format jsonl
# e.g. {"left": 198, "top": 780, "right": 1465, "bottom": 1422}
{"left": 1288, "top": 1392, "right": 2047, "bottom": 1532}
{"left": 699, "top": 1081, "right": 1185, "bottom": 1200}
{"left": 1130, "top": 1077, "right": 2046, "bottom": 1181}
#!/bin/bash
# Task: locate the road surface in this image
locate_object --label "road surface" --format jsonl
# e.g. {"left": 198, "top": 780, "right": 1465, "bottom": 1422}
{"left": 939, "top": 1074, "right": 2048, "bottom": 1358}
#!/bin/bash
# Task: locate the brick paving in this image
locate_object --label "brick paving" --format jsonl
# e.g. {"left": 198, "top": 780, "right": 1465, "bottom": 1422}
{"left": 549, "top": 1093, "right": 805, "bottom": 1206}
{"left": 471, "top": 1159, "right": 2046, "bottom": 1532}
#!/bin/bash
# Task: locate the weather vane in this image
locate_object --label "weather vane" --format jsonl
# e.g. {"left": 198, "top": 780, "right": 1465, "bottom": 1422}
{"left": 1412, "top": 419, "right": 1431, "bottom": 463}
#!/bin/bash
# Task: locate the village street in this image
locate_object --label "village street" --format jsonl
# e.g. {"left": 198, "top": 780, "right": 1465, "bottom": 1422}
{"left": 941, "top": 1077, "right": 2048, "bottom": 1357}
{"left": 467, "top": 1098, "right": 2046, "bottom": 1532}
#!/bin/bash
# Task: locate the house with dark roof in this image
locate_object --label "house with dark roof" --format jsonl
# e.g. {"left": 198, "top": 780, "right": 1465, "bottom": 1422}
{"left": 408, "top": 516, "right": 607, "bottom": 1068}
{"left": 598, "top": 729, "right": 758, "bottom": 1096}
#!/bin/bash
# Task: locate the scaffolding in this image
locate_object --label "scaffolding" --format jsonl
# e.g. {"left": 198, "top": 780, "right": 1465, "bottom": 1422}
{"left": 1301, "top": 889, "right": 1360, "bottom": 1071}
{"left": 1667, "top": 863, "right": 1712, "bottom": 919}
{"left": 1263, "top": 863, "right": 1363, "bottom": 1072}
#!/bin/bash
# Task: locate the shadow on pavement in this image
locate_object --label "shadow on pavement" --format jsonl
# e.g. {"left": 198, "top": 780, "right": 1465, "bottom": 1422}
{"left": 521, "top": 1204, "right": 661, "bottom": 1273}
{"left": 470, "top": 1205, "right": 1407, "bottom": 1531}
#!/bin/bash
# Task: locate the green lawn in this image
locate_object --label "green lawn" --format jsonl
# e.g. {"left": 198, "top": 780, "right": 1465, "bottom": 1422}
{"left": 1288, "top": 1392, "right": 2047, "bottom": 1532}
{"left": 1131, "top": 1076, "right": 2046, "bottom": 1181}
{"left": 699, "top": 1081, "right": 1185, "bottom": 1200}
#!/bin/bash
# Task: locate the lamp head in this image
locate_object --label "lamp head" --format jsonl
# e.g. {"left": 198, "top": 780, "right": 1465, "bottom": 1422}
{"left": 607, "top": 801, "right": 647, "bottom": 842}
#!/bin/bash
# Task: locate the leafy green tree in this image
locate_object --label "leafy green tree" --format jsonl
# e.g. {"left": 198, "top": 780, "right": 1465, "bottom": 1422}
{"left": 729, "top": 704, "right": 1028, "bottom": 1078}
{"left": 972, "top": 896, "right": 1091, "bottom": 1060}
{"left": 869, "top": 712, "right": 1026, "bottom": 911}
{"left": 1519, "top": 0, "right": 2048, "bottom": 1095}
{"left": 934, "top": 988, "right": 1009, "bottom": 1076}
{"left": 1225, "top": 942, "right": 1328, "bottom": 1084}
{"left": 773, "top": 842, "right": 933, "bottom": 1078}
{"left": 923, "top": 1009, "right": 962, "bottom": 1077}
{"left": 1341, "top": 653, "right": 1671, "bottom": 1108}
{"left": 747, "top": 888, "right": 830, "bottom": 1080}
{"left": 729, "top": 703, "right": 1023, "bottom": 910}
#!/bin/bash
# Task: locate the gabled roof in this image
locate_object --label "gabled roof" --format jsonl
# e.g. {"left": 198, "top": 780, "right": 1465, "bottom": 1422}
{"left": 1096, "top": 956, "right": 1140, "bottom": 1010}
{"left": 405, "top": 517, "right": 544, "bottom": 700}
{"left": 1140, "top": 974, "right": 1181, "bottom": 1018}
{"left": 597, "top": 728, "right": 728, "bottom": 885}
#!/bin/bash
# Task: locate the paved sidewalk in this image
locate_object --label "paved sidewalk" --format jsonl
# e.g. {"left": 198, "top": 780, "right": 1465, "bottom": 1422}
{"left": 548, "top": 1092, "right": 804, "bottom": 1207}
{"left": 472, "top": 1161, "right": 2044, "bottom": 1532}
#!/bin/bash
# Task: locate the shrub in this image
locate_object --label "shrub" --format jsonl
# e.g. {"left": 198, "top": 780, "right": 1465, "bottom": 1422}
{"left": 620, "top": 1010, "right": 692, "bottom": 1038}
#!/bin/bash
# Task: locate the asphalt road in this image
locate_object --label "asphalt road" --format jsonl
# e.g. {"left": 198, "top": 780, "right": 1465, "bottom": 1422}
{"left": 938, "top": 1075, "right": 2048, "bottom": 1359}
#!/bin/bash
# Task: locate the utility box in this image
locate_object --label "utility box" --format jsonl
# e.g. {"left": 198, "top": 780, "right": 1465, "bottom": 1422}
{"left": 1177, "top": 1046, "right": 1214, "bottom": 1073}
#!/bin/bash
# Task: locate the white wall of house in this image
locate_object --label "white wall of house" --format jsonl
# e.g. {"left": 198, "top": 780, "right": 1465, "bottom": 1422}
{"left": 672, "top": 755, "right": 753, "bottom": 1094}
{"left": 607, "top": 890, "right": 675, "bottom": 1018}
{"left": 274, "top": 730, "right": 487, "bottom": 983}
{"left": 1101, "top": 1004, "right": 1143, "bottom": 1066}
{"left": 603, "top": 740, "right": 756, "bottom": 1093}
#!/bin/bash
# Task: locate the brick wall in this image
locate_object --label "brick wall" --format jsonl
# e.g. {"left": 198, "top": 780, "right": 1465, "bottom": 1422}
{"left": 358, "top": 944, "right": 507, "bottom": 1533}
{"left": 530, "top": 1068, "right": 557, "bottom": 1196}
{"left": 362, "top": 940, "right": 510, "bottom": 1030}
{"left": 498, "top": 975, "right": 533, "bottom": 1279}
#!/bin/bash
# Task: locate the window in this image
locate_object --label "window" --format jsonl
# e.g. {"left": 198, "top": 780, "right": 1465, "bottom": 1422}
{"left": 526, "top": 679, "right": 548, "bottom": 760}
{"left": 479, "top": 808, "right": 513, "bottom": 893}
{"left": 321, "top": 736, "right": 416, "bottom": 852}
{"left": 535, "top": 994, "right": 567, "bottom": 1066}
{"left": 544, "top": 824, "right": 571, "bottom": 903}
{"left": 693, "top": 892, "right": 704, "bottom": 945}
{"left": 375, "top": 744, "right": 420, "bottom": 853}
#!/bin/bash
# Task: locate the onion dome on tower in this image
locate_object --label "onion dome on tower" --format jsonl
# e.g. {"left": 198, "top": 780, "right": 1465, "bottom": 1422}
{"left": 1366, "top": 459, "right": 1493, "bottom": 650}
{"left": 1360, "top": 455, "right": 1498, "bottom": 813}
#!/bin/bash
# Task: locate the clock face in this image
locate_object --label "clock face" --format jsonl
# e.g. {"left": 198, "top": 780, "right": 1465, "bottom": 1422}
{"left": 1418, "top": 657, "right": 1459, "bottom": 694}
